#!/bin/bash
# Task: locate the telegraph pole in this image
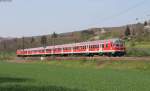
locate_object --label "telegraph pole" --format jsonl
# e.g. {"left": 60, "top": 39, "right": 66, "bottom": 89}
{"left": 22, "top": 36, "right": 25, "bottom": 59}
{"left": 52, "top": 32, "right": 57, "bottom": 59}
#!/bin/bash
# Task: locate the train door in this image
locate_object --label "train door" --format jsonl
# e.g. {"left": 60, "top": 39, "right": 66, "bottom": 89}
{"left": 99, "top": 43, "right": 102, "bottom": 52}
{"left": 103, "top": 42, "right": 111, "bottom": 52}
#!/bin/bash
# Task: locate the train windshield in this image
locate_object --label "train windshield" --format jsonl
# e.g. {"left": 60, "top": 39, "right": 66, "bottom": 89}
{"left": 113, "top": 39, "right": 125, "bottom": 47}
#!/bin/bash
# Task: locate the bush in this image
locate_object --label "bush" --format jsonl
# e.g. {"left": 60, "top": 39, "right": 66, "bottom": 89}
{"left": 0, "top": 52, "right": 16, "bottom": 60}
{"left": 126, "top": 48, "right": 150, "bottom": 57}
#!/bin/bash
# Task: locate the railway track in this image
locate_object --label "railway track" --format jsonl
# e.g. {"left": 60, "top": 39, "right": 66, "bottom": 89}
{"left": 16, "top": 56, "right": 150, "bottom": 62}
{"left": 49, "top": 56, "right": 150, "bottom": 61}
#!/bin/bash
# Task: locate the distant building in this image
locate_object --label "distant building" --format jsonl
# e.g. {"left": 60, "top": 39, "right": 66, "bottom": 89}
{"left": 100, "top": 28, "right": 106, "bottom": 34}
{"left": 144, "top": 21, "right": 150, "bottom": 33}
{"left": 148, "top": 20, "right": 150, "bottom": 25}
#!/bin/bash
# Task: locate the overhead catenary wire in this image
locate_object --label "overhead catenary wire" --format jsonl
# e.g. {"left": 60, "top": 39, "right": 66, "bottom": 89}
{"left": 100, "top": 0, "right": 148, "bottom": 24}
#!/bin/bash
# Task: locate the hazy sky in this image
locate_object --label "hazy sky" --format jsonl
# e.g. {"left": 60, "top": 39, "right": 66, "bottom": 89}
{"left": 0, "top": 0, "right": 150, "bottom": 37}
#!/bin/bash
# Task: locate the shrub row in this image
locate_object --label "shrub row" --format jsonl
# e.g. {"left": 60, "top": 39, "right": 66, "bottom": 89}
{"left": 0, "top": 52, "right": 16, "bottom": 60}
{"left": 126, "top": 48, "right": 150, "bottom": 57}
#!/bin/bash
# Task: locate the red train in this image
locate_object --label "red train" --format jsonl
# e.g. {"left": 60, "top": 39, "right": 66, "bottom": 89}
{"left": 16, "top": 38, "right": 126, "bottom": 57}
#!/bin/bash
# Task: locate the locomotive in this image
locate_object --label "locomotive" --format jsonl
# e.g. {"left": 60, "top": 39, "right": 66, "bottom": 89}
{"left": 16, "top": 38, "right": 126, "bottom": 57}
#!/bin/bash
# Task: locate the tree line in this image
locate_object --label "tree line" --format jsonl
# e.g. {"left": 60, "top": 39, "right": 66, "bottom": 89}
{"left": 0, "top": 21, "right": 150, "bottom": 52}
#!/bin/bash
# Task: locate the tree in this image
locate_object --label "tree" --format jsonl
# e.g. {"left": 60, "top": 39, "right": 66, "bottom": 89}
{"left": 22, "top": 37, "right": 25, "bottom": 50}
{"left": 51, "top": 32, "right": 58, "bottom": 45}
{"left": 30, "top": 37, "right": 35, "bottom": 48}
{"left": 41, "top": 36, "right": 47, "bottom": 48}
{"left": 51, "top": 32, "right": 58, "bottom": 39}
{"left": 2, "top": 40, "right": 7, "bottom": 51}
{"left": 13, "top": 38, "right": 18, "bottom": 50}
{"left": 81, "top": 30, "right": 95, "bottom": 41}
{"left": 124, "top": 25, "right": 131, "bottom": 37}
{"left": 31, "top": 37, "right": 35, "bottom": 44}
{"left": 132, "top": 29, "right": 135, "bottom": 36}
{"left": 144, "top": 21, "right": 148, "bottom": 26}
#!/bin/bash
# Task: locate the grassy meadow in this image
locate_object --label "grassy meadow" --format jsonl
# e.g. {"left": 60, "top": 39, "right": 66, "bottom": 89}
{"left": 0, "top": 60, "right": 150, "bottom": 91}
{"left": 0, "top": 52, "right": 15, "bottom": 60}
{"left": 126, "top": 41, "right": 150, "bottom": 56}
{"left": 0, "top": 38, "right": 149, "bottom": 91}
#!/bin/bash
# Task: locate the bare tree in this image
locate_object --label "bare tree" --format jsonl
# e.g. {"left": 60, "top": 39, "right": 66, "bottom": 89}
{"left": 2, "top": 40, "right": 7, "bottom": 51}
{"left": 30, "top": 37, "right": 35, "bottom": 48}
{"left": 13, "top": 38, "right": 18, "bottom": 50}
{"left": 31, "top": 37, "right": 35, "bottom": 44}
{"left": 22, "top": 37, "right": 25, "bottom": 50}
{"left": 144, "top": 21, "right": 148, "bottom": 26}
{"left": 41, "top": 36, "right": 47, "bottom": 48}
{"left": 124, "top": 25, "right": 131, "bottom": 37}
{"left": 51, "top": 32, "right": 58, "bottom": 45}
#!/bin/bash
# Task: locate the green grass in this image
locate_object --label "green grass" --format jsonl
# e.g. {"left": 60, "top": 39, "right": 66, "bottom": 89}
{"left": 126, "top": 48, "right": 150, "bottom": 57}
{"left": 126, "top": 41, "right": 150, "bottom": 48}
{"left": 1, "top": 60, "right": 150, "bottom": 91}
{"left": 0, "top": 52, "right": 16, "bottom": 60}
{"left": 125, "top": 41, "right": 150, "bottom": 56}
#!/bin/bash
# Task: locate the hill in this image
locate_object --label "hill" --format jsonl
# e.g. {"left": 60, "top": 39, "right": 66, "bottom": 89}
{"left": 0, "top": 22, "right": 150, "bottom": 54}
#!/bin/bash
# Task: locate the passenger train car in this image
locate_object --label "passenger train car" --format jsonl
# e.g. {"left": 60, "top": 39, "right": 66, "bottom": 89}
{"left": 16, "top": 38, "right": 126, "bottom": 57}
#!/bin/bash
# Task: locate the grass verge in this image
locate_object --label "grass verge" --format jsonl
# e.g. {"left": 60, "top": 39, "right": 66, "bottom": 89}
{"left": 0, "top": 60, "right": 150, "bottom": 91}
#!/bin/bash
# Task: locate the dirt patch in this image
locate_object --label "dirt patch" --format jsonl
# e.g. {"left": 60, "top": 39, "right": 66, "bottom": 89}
{"left": 6, "top": 56, "right": 150, "bottom": 64}
{"left": 7, "top": 60, "right": 36, "bottom": 63}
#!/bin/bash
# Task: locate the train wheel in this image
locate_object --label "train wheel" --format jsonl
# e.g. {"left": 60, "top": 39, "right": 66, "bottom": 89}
{"left": 99, "top": 52, "right": 104, "bottom": 56}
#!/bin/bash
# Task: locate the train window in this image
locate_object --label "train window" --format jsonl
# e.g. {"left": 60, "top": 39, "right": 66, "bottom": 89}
{"left": 46, "top": 49, "right": 51, "bottom": 52}
{"left": 74, "top": 46, "right": 78, "bottom": 50}
{"left": 73, "top": 47, "right": 76, "bottom": 50}
{"left": 102, "top": 44, "right": 104, "bottom": 48}
{"left": 89, "top": 45, "right": 91, "bottom": 48}
{"left": 120, "top": 44, "right": 123, "bottom": 46}
{"left": 64, "top": 47, "right": 71, "bottom": 50}
{"left": 76, "top": 47, "right": 78, "bottom": 50}
{"left": 96, "top": 45, "right": 99, "bottom": 48}
{"left": 78, "top": 46, "right": 80, "bottom": 49}
{"left": 92, "top": 45, "right": 94, "bottom": 48}
{"left": 111, "top": 43, "right": 113, "bottom": 47}
{"left": 75, "top": 47, "right": 77, "bottom": 50}
{"left": 93, "top": 45, "right": 95, "bottom": 48}
{"left": 116, "top": 44, "right": 119, "bottom": 47}
{"left": 82, "top": 46, "right": 84, "bottom": 49}
{"left": 96, "top": 45, "right": 98, "bottom": 48}
{"left": 56, "top": 48, "right": 60, "bottom": 51}
{"left": 34, "top": 50, "right": 37, "bottom": 52}
{"left": 84, "top": 46, "right": 86, "bottom": 49}
{"left": 106, "top": 44, "right": 108, "bottom": 48}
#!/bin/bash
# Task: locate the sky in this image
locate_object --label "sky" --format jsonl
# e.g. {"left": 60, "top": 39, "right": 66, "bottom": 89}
{"left": 0, "top": 0, "right": 150, "bottom": 37}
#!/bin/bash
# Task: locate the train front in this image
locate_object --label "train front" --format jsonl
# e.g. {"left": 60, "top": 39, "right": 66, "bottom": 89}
{"left": 111, "top": 39, "right": 126, "bottom": 56}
